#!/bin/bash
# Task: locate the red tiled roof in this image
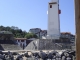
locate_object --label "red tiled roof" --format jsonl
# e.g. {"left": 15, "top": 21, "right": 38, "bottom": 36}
{"left": 61, "top": 32, "right": 71, "bottom": 34}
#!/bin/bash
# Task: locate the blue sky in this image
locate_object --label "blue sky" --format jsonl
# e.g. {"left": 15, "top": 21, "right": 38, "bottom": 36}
{"left": 0, "top": 0, "right": 75, "bottom": 34}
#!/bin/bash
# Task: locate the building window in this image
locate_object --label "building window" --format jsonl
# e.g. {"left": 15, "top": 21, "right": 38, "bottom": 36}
{"left": 21, "top": 40, "right": 24, "bottom": 42}
{"left": 50, "top": 5, "right": 52, "bottom": 8}
{"left": 18, "top": 40, "right": 20, "bottom": 42}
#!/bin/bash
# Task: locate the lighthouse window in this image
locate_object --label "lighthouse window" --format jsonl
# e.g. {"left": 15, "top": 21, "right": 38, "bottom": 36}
{"left": 50, "top": 5, "right": 52, "bottom": 8}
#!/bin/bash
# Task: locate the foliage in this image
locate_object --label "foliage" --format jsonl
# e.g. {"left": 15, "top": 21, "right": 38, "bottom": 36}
{"left": 0, "top": 25, "right": 38, "bottom": 38}
{"left": 25, "top": 33, "right": 38, "bottom": 39}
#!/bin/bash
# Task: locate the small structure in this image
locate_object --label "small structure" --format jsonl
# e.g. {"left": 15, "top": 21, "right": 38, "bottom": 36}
{"left": 60, "top": 32, "right": 75, "bottom": 40}
{"left": 15, "top": 38, "right": 33, "bottom": 49}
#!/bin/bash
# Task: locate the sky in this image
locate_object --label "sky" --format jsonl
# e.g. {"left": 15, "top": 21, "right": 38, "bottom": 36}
{"left": 0, "top": 0, "right": 75, "bottom": 34}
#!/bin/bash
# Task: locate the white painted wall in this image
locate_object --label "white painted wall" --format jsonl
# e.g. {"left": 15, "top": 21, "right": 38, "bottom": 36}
{"left": 17, "top": 40, "right": 27, "bottom": 48}
{"left": 47, "top": 0, "right": 60, "bottom": 39}
{"left": 51, "top": 0, "right": 58, "bottom": 2}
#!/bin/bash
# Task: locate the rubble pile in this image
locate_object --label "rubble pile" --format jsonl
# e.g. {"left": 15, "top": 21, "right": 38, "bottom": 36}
{"left": 0, "top": 50, "right": 76, "bottom": 60}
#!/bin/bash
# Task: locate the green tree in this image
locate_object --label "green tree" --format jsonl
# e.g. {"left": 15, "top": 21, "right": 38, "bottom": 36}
{"left": 33, "top": 34, "right": 38, "bottom": 38}
{"left": 25, "top": 33, "right": 38, "bottom": 39}
{"left": 0, "top": 25, "right": 27, "bottom": 38}
{"left": 0, "top": 25, "right": 38, "bottom": 38}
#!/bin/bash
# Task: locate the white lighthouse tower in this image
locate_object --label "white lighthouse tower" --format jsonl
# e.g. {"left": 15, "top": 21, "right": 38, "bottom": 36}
{"left": 47, "top": 0, "right": 61, "bottom": 39}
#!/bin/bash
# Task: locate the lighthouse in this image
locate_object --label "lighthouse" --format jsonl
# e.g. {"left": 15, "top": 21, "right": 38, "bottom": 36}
{"left": 47, "top": 0, "right": 61, "bottom": 39}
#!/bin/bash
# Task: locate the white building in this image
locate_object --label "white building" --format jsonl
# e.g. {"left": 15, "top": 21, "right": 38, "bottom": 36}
{"left": 47, "top": 0, "right": 61, "bottom": 39}
{"left": 60, "top": 32, "right": 75, "bottom": 42}
{"left": 29, "top": 28, "right": 47, "bottom": 38}
{"left": 29, "top": 28, "right": 41, "bottom": 38}
{"left": 16, "top": 38, "right": 27, "bottom": 49}
{"left": 15, "top": 38, "right": 32, "bottom": 49}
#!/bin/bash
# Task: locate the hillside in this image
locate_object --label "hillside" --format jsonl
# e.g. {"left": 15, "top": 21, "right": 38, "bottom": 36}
{"left": 0, "top": 26, "right": 38, "bottom": 39}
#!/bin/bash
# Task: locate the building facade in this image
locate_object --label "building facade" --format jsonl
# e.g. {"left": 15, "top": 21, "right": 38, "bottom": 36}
{"left": 15, "top": 38, "right": 33, "bottom": 49}
{"left": 60, "top": 32, "right": 75, "bottom": 42}
{"left": 29, "top": 28, "right": 47, "bottom": 38}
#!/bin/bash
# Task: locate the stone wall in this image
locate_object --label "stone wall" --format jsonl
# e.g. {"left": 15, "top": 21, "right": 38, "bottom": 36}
{"left": 24, "top": 39, "right": 39, "bottom": 50}
{"left": 25, "top": 39, "right": 72, "bottom": 50}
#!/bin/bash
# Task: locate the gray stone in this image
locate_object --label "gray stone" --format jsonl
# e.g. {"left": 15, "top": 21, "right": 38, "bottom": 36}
{"left": 25, "top": 39, "right": 71, "bottom": 50}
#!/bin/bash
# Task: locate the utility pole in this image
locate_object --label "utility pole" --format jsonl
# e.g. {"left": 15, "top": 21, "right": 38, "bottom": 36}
{"left": 75, "top": 0, "right": 80, "bottom": 60}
